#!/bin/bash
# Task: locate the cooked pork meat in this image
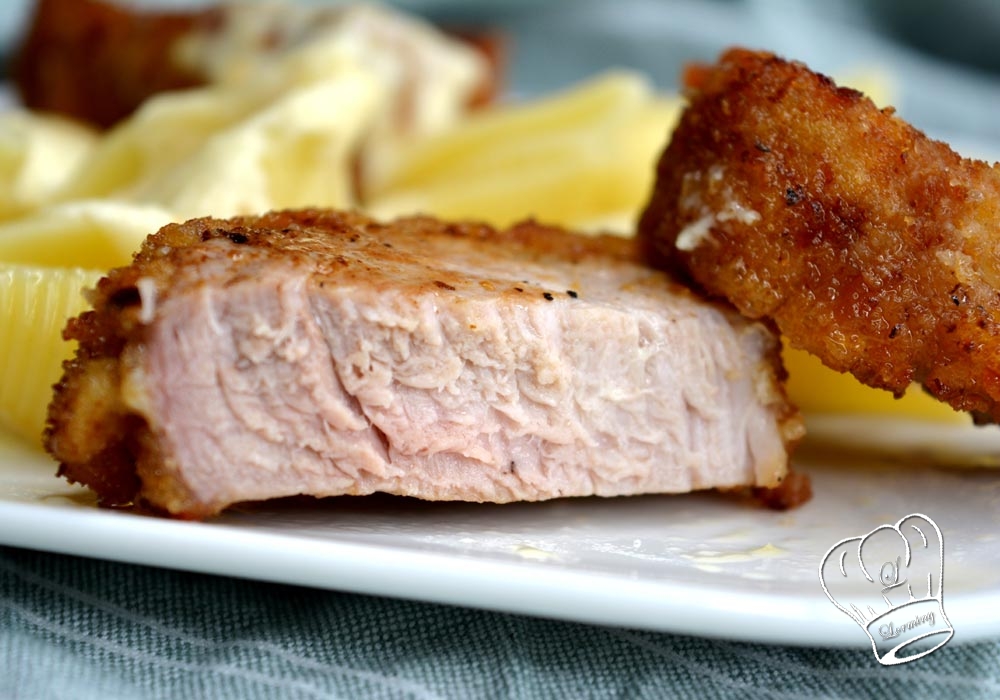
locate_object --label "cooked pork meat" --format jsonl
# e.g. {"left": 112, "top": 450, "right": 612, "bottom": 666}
{"left": 639, "top": 48, "right": 1000, "bottom": 422}
{"left": 46, "top": 210, "right": 803, "bottom": 518}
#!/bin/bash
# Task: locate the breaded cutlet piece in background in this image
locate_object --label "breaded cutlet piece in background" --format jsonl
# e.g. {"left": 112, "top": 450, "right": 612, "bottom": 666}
{"left": 640, "top": 48, "right": 1000, "bottom": 423}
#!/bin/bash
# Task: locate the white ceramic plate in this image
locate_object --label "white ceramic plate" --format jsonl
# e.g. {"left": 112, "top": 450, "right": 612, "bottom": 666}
{"left": 3, "top": 423, "right": 1000, "bottom": 648}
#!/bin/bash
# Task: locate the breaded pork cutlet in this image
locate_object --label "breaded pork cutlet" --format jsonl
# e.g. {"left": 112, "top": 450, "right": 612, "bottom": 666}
{"left": 12, "top": 0, "right": 207, "bottom": 128}
{"left": 640, "top": 48, "right": 1000, "bottom": 423}
{"left": 46, "top": 209, "right": 804, "bottom": 519}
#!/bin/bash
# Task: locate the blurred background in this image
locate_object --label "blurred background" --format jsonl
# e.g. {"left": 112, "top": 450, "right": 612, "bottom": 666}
{"left": 2, "top": 0, "right": 1000, "bottom": 156}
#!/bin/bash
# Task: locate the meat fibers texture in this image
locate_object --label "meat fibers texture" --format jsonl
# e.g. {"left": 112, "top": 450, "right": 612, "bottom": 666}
{"left": 46, "top": 209, "right": 803, "bottom": 518}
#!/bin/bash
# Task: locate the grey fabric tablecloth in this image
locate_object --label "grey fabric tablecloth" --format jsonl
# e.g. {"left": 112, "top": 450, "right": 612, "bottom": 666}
{"left": 2, "top": 545, "right": 999, "bottom": 699}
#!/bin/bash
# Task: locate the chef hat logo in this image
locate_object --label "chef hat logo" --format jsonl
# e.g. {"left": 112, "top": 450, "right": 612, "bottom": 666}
{"left": 819, "top": 513, "right": 953, "bottom": 665}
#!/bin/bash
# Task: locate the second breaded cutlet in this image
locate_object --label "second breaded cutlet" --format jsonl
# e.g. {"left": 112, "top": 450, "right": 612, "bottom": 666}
{"left": 640, "top": 48, "right": 1000, "bottom": 423}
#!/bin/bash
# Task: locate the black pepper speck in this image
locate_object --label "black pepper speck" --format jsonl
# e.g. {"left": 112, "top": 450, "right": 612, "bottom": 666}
{"left": 785, "top": 187, "right": 803, "bottom": 206}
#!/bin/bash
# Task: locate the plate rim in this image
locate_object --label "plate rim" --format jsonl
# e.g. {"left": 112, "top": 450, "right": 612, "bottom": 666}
{"left": 1, "top": 478, "right": 997, "bottom": 648}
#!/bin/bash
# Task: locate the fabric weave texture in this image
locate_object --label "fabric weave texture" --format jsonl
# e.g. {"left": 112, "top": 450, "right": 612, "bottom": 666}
{"left": 2, "top": 546, "right": 999, "bottom": 699}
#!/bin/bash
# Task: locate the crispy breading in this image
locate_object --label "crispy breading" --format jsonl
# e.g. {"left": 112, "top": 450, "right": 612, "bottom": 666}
{"left": 12, "top": 0, "right": 207, "bottom": 128}
{"left": 639, "top": 48, "right": 1000, "bottom": 422}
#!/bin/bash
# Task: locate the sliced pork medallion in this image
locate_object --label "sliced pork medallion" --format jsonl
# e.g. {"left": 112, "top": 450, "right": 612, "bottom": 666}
{"left": 46, "top": 209, "right": 803, "bottom": 518}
